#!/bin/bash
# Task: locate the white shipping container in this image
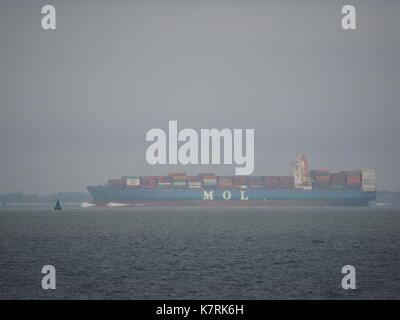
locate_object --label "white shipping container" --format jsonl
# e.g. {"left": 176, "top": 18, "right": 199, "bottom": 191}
{"left": 126, "top": 178, "right": 140, "bottom": 186}
{"left": 362, "top": 169, "right": 376, "bottom": 191}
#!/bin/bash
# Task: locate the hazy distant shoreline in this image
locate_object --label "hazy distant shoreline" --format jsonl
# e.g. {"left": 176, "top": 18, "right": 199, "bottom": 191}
{"left": 0, "top": 202, "right": 84, "bottom": 209}
{"left": 0, "top": 191, "right": 90, "bottom": 204}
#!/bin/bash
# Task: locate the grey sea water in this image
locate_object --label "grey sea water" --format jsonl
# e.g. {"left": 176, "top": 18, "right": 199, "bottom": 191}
{"left": 0, "top": 207, "right": 399, "bottom": 299}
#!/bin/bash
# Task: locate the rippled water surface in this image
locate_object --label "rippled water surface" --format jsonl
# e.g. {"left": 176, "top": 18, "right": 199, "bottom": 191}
{"left": 0, "top": 207, "right": 399, "bottom": 299}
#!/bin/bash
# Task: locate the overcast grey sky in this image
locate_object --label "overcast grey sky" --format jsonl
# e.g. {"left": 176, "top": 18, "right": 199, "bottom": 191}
{"left": 0, "top": 0, "right": 399, "bottom": 193}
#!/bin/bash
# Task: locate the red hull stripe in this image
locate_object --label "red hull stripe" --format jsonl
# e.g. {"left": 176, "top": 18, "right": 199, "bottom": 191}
{"left": 93, "top": 200, "right": 365, "bottom": 207}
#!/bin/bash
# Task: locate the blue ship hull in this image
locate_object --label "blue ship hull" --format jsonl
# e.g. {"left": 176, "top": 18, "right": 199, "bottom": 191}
{"left": 87, "top": 186, "right": 377, "bottom": 207}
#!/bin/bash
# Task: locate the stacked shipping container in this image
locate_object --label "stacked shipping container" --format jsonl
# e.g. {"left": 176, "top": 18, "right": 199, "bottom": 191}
{"left": 200, "top": 174, "right": 217, "bottom": 188}
{"left": 106, "top": 170, "right": 373, "bottom": 191}
{"left": 141, "top": 177, "right": 156, "bottom": 189}
{"left": 310, "top": 170, "right": 330, "bottom": 190}
{"left": 345, "top": 170, "right": 362, "bottom": 190}
{"left": 248, "top": 176, "right": 263, "bottom": 189}
{"left": 156, "top": 176, "right": 172, "bottom": 188}
{"left": 264, "top": 176, "right": 280, "bottom": 189}
{"left": 361, "top": 169, "right": 376, "bottom": 191}
{"left": 170, "top": 173, "right": 187, "bottom": 189}
{"left": 107, "top": 179, "right": 125, "bottom": 188}
{"left": 279, "top": 176, "right": 295, "bottom": 189}
{"left": 329, "top": 172, "right": 347, "bottom": 189}
{"left": 125, "top": 176, "right": 141, "bottom": 188}
{"left": 233, "top": 176, "right": 248, "bottom": 189}
{"left": 218, "top": 176, "right": 233, "bottom": 188}
{"left": 187, "top": 176, "right": 202, "bottom": 189}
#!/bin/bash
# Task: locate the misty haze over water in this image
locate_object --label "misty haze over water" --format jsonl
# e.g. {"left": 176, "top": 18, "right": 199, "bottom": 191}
{"left": 1, "top": 0, "right": 400, "bottom": 194}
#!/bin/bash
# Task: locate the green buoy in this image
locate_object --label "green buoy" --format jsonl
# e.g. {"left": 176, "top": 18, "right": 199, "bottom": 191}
{"left": 54, "top": 200, "right": 62, "bottom": 210}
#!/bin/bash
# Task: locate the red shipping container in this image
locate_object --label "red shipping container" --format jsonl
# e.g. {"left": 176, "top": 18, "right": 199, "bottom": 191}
{"left": 345, "top": 170, "right": 361, "bottom": 174}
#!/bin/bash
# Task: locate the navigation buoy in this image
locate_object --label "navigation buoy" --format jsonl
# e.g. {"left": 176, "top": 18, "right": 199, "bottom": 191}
{"left": 54, "top": 200, "right": 62, "bottom": 210}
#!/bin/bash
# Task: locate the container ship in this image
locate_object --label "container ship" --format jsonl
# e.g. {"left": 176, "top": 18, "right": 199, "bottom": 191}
{"left": 86, "top": 155, "right": 377, "bottom": 207}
